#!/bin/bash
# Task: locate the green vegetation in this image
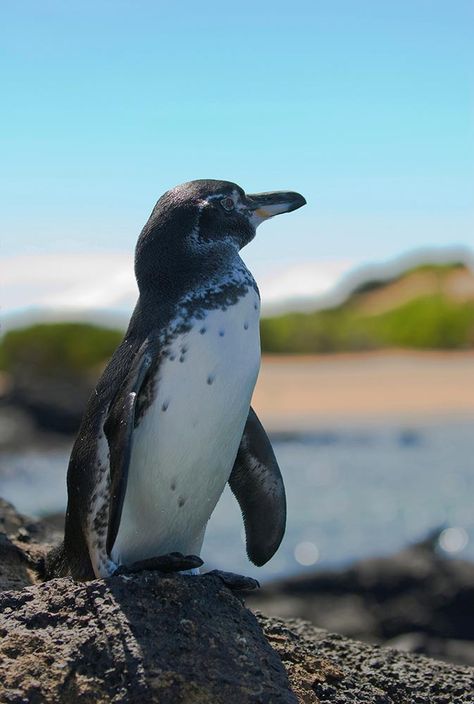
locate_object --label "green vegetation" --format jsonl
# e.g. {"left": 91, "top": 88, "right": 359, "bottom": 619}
{"left": 261, "top": 263, "right": 474, "bottom": 354}
{"left": 0, "top": 323, "right": 123, "bottom": 377}
{"left": 261, "top": 295, "right": 474, "bottom": 353}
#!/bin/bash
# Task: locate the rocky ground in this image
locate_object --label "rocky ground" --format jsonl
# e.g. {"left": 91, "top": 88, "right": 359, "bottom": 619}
{"left": 248, "top": 532, "right": 474, "bottom": 668}
{"left": 0, "top": 367, "right": 93, "bottom": 437}
{"left": 1, "top": 498, "right": 474, "bottom": 703}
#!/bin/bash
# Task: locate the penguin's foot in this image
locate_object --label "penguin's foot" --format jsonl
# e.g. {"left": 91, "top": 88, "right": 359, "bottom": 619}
{"left": 204, "top": 569, "right": 260, "bottom": 591}
{"left": 113, "top": 552, "right": 203, "bottom": 576}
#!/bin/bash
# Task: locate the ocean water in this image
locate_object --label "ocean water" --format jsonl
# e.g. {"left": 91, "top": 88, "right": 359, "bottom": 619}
{"left": 1, "top": 415, "right": 473, "bottom": 582}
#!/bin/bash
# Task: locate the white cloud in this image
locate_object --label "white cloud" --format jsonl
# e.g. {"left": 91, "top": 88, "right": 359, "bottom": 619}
{"left": 1, "top": 252, "right": 137, "bottom": 312}
{"left": 1, "top": 252, "right": 355, "bottom": 325}
{"left": 258, "top": 259, "right": 355, "bottom": 310}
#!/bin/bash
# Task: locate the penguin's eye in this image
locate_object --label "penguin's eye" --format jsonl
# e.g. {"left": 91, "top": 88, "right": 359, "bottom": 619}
{"left": 220, "top": 197, "right": 235, "bottom": 212}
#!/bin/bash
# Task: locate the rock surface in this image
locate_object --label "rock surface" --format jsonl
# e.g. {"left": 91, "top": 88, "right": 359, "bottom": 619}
{"left": 0, "top": 573, "right": 297, "bottom": 704}
{"left": 2, "top": 374, "right": 92, "bottom": 435}
{"left": 1, "top": 499, "right": 474, "bottom": 703}
{"left": 258, "top": 615, "right": 474, "bottom": 704}
{"left": 1, "top": 572, "right": 474, "bottom": 704}
{"left": 0, "top": 497, "right": 61, "bottom": 593}
{"left": 248, "top": 531, "right": 474, "bottom": 667}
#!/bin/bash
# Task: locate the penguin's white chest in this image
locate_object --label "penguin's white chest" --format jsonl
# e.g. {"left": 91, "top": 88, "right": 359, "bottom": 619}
{"left": 111, "top": 290, "right": 261, "bottom": 565}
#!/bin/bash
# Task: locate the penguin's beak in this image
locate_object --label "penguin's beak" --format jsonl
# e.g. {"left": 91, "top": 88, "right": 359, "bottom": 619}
{"left": 247, "top": 191, "right": 306, "bottom": 223}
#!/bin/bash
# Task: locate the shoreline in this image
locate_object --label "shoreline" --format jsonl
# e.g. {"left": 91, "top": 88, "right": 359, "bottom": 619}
{"left": 253, "top": 350, "right": 474, "bottom": 430}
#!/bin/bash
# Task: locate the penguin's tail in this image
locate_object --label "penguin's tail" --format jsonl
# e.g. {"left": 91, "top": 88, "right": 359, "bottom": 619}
{"left": 37, "top": 542, "right": 70, "bottom": 580}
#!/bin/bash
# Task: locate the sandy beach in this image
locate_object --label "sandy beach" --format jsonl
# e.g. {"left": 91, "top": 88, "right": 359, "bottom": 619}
{"left": 252, "top": 351, "right": 474, "bottom": 430}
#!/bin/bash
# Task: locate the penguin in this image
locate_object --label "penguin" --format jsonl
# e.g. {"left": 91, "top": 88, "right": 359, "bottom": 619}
{"left": 45, "top": 179, "right": 306, "bottom": 584}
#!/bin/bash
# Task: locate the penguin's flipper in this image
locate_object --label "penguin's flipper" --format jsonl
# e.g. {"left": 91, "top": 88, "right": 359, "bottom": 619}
{"left": 104, "top": 340, "right": 154, "bottom": 555}
{"left": 229, "top": 406, "right": 286, "bottom": 566}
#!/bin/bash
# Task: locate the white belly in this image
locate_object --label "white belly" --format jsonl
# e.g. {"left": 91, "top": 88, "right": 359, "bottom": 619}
{"left": 111, "top": 290, "right": 261, "bottom": 565}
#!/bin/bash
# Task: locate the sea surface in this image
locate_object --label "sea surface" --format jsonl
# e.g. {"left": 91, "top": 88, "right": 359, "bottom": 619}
{"left": 1, "top": 415, "right": 473, "bottom": 582}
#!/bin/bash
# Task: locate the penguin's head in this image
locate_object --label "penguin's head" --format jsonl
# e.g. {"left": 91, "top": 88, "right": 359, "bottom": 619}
{"left": 181, "top": 179, "right": 306, "bottom": 251}
{"left": 136, "top": 179, "right": 306, "bottom": 290}
{"left": 143, "top": 179, "right": 305, "bottom": 250}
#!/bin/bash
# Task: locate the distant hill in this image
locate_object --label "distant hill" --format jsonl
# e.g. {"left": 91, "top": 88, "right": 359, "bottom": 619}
{"left": 0, "top": 323, "right": 123, "bottom": 377}
{"left": 1, "top": 264, "right": 474, "bottom": 373}
{"left": 260, "top": 262, "right": 474, "bottom": 353}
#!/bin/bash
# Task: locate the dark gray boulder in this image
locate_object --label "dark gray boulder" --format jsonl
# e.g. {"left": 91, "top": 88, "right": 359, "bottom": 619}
{"left": 0, "top": 572, "right": 297, "bottom": 703}
{"left": 1, "top": 499, "right": 473, "bottom": 703}
{"left": 0, "top": 497, "right": 60, "bottom": 592}
{"left": 248, "top": 532, "right": 474, "bottom": 666}
{"left": 258, "top": 615, "right": 474, "bottom": 704}
{"left": 1, "top": 572, "right": 474, "bottom": 704}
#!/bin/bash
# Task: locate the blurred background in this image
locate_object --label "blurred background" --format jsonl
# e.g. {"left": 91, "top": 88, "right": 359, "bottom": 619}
{"left": 1, "top": 0, "right": 474, "bottom": 666}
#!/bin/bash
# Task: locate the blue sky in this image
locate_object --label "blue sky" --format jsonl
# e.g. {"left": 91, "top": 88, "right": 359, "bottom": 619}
{"left": 1, "top": 1, "right": 473, "bottom": 314}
